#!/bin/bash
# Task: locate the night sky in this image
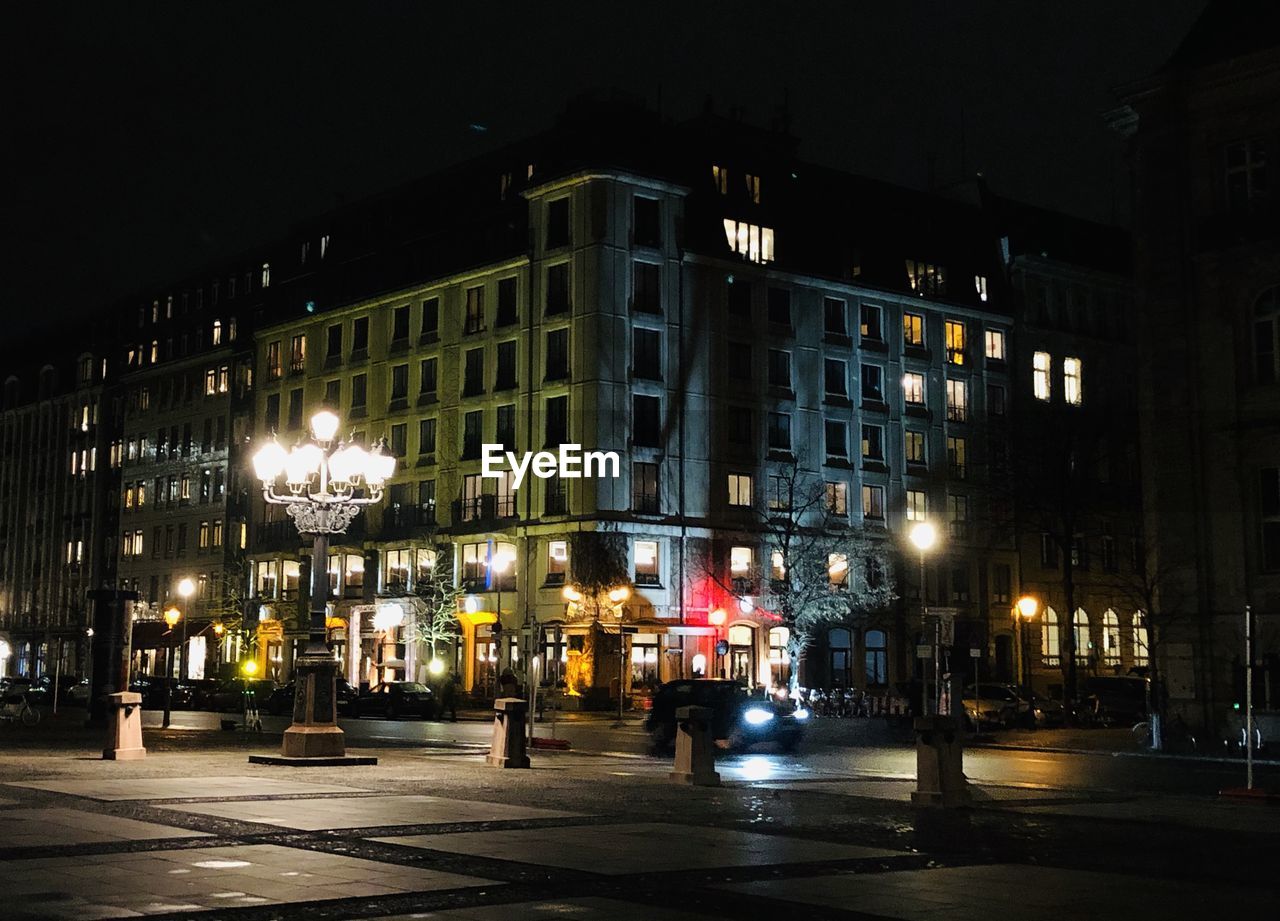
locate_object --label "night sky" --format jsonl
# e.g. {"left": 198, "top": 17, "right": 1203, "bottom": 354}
{"left": 6, "top": 1, "right": 1207, "bottom": 343}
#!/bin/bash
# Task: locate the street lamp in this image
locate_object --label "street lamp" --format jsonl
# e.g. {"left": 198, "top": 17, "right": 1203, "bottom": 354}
{"left": 1016, "top": 595, "right": 1039, "bottom": 691}
{"left": 490, "top": 548, "right": 515, "bottom": 672}
{"left": 909, "top": 521, "right": 938, "bottom": 716}
{"left": 161, "top": 603, "right": 182, "bottom": 728}
{"left": 609, "top": 585, "right": 631, "bottom": 726}
{"left": 708, "top": 607, "right": 727, "bottom": 680}
{"left": 252, "top": 410, "right": 394, "bottom": 759}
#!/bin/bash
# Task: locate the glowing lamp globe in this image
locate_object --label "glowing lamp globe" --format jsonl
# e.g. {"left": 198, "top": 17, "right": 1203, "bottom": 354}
{"left": 909, "top": 521, "right": 938, "bottom": 552}
{"left": 163, "top": 606, "right": 181, "bottom": 628}
{"left": 364, "top": 445, "right": 396, "bottom": 486}
{"left": 284, "top": 444, "right": 324, "bottom": 486}
{"left": 428, "top": 658, "right": 445, "bottom": 676}
{"left": 708, "top": 608, "right": 727, "bottom": 627}
{"left": 310, "top": 409, "right": 340, "bottom": 442}
{"left": 252, "top": 440, "right": 288, "bottom": 483}
{"left": 1017, "top": 596, "right": 1039, "bottom": 620}
{"left": 608, "top": 586, "right": 631, "bottom": 604}
{"left": 327, "top": 441, "right": 368, "bottom": 484}
{"left": 561, "top": 586, "right": 582, "bottom": 603}
{"left": 177, "top": 577, "right": 196, "bottom": 599}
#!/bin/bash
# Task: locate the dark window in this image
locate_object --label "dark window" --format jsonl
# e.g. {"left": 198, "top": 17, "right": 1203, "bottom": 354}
{"left": 418, "top": 418, "right": 437, "bottom": 456}
{"left": 545, "top": 329, "right": 569, "bottom": 381}
{"left": 496, "top": 404, "right": 515, "bottom": 450}
{"left": 463, "top": 348, "right": 485, "bottom": 396}
{"left": 987, "top": 383, "right": 1006, "bottom": 417}
{"left": 420, "top": 297, "right": 439, "bottom": 341}
{"left": 767, "top": 349, "right": 791, "bottom": 389}
{"left": 265, "top": 393, "right": 280, "bottom": 432}
{"left": 544, "top": 475, "right": 567, "bottom": 515}
{"left": 633, "top": 197, "right": 661, "bottom": 247}
{"left": 418, "top": 480, "right": 436, "bottom": 518}
{"left": 546, "top": 263, "right": 570, "bottom": 315}
{"left": 352, "top": 317, "right": 369, "bottom": 354}
{"left": 861, "top": 424, "right": 883, "bottom": 460}
{"left": 633, "top": 395, "right": 661, "bottom": 447}
{"left": 1041, "top": 533, "right": 1059, "bottom": 569}
{"left": 767, "top": 287, "right": 791, "bottom": 326}
{"left": 825, "top": 420, "right": 847, "bottom": 459}
{"left": 824, "top": 359, "right": 847, "bottom": 396}
{"left": 390, "top": 364, "right": 408, "bottom": 402}
{"left": 1263, "top": 468, "right": 1280, "bottom": 571}
{"left": 861, "top": 365, "right": 884, "bottom": 402}
{"left": 465, "top": 285, "right": 485, "bottom": 334}
{"left": 824, "top": 298, "right": 846, "bottom": 335}
{"left": 545, "top": 395, "right": 568, "bottom": 447}
{"left": 767, "top": 412, "right": 791, "bottom": 451}
{"left": 992, "top": 564, "right": 1011, "bottom": 603}
{"left": 419, "top": 357, "right": 438, "bottom": 396}
{"left": 633, "top": 328, "right": 661, "bottom": 380}
{"left": 462, "top": 411, "right": 483, "bottom": 459}
{"left": 495, "top": 340, "right": 517, "bottom": 390}
{"left": 633, "top": 262, "right": 660, "bottom": 313}
{"left": 728, "top": 278, "right": 751, "bottom": 316}
{"left": 390, "top": 423, "right": 407, "bottom": 458}
{"left": 392, "top": 306, "right": 410, "bottom": 344}
{"left": 287, "top": 388, "right": 303, "bottom": 429}
{"left": 324, "top": 379, "right": 340, "bottom": 408}
{"left": 351, "top": 374, "right": 367, "bottom": 411}
{"left": 326, "top": 324, "right": 342, "bottom": 358}
{"left": 860, "top": 304, "right": 882, "bottom": 340}
{"left": 727, "top": 407, "right": 752, "bottom": 445}
{"left": 633, "top": 461, "right": 659, "bottom": 513}
{"left": 496, "top": 277, "right": 518, "bottom": 326}
{"left": 727, "top": 343, "right": 751, "bottom": 381}
{"left": 546, "top": 198, "right": 570, "bottom": 248}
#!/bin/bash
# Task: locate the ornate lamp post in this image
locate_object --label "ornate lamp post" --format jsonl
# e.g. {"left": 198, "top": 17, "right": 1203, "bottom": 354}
{"left": 609, "top": 585, "right": 631, "bottom": 726}
{"left": 252, "top": 409, "right": 395, "bottom": 759}
{"left": 1016, "top": 595, "right": 1039, "bottom": 691}
{"left": 909, "top": 521, "right": 938, "bottom": 715}
{"left": 161, "top": 603, "right": 181, "bottom": 728}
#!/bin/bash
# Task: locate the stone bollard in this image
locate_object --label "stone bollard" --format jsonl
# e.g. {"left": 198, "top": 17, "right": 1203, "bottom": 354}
{"left": 103, "top": 691, "right": 146, "bottom": 761}
{"left": 486, "top": 697, "right": 530, "bottom": 768}
{"left": 669, "top": 705, "right": 720, "bottom": 786}
{"left": 911, "top": 715, "right": 969, "bottom": 807}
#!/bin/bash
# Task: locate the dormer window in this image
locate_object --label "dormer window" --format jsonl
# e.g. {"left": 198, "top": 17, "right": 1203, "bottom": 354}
{"left": 712, "top": 165, "right": 727, "bottom": 194}
{"left": 722, "top": 219, "right": 775, "bottom": 264}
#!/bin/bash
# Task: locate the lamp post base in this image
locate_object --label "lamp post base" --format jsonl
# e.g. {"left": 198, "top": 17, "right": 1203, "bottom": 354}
{"left": 280, "top": 653, "right": 346, "bottom": 759}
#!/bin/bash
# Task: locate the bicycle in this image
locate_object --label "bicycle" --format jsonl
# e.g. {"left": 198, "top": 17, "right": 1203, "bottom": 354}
{"left": 0, "top": 691, "right": 41, "bottom": 726}
{"left": 1132, "top": 713, "right": 1197, "bottom": 754}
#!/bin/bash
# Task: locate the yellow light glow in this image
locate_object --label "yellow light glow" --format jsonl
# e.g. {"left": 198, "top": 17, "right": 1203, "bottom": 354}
{"left": 177, "top": 577, "right": 196, "bottom": 598}
{"left": 708, "top": 608, "right": 727, "bottom": 627}
{"left": 909, "top": 521, "right": 937, "bottom": 552}
{"left": 310, "top": 409, "right": 340, "bottom": 442}
{"left": 428, "top": 658, "right": 445, "bottom": 676}
{"left": 562, "top": 585, "right": 582, "bottom": 603}
{"left": 608, "top": 586, "right": 631, "bottom": 603}
{"left": 241, "top": 660, "right": 259, "bottom": 676}
{"left": 163, "top": 606, "right": 181, "bottom": 628}
{"left": 1017, "top": 596, "right": 1039, "bottom": 620}
{"left": 212, "top": 623, "right": 225, "bottom": 636}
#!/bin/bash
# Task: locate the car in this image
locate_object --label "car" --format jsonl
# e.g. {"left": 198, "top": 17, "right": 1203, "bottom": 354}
{"left": 128, "top": 678, "right": 197, "bottom": 710}
{"left": 265, "top": 678, "right": 360, "bottom": 717}
{"left": 354, "top": 681, "right": 436, "bottom": 719}
{"left": 204, "top": 677, "right": 278, "bottom": 713}
{"left": 961, "top": 684, "right": 1028, "bottom": 729}
{"left": 1023, "top": 689, "right": 1066, "bottom": 727}
{"left": 28, "top": 675, "right": 82, "bottom": 703}
{"left": 66, "top": 679, "right": 92, "bottom": 707}
{"left": 644, "top": 679, "right": 807, "bottom": 753}
{"left": 1082, "top": 676, "right": 1150, "bottom": 725}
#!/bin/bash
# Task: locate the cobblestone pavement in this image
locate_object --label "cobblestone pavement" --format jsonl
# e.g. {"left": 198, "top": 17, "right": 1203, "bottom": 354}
{"left": 0, "top": 731, "right": 1276, "bottom": 920}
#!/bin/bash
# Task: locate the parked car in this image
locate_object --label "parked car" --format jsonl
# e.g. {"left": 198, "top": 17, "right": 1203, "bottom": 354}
{"left": 645, "top": 679, "right": 807, "bottom": 753}
{"left": 961, "top": 684, "right": 1028, "bottom": 729}
{"left": 28, "top": 675, "right": 82, "bottom": 703}
{"left": 204, "top": 677, "right": 278, "bottom": 713}
{"left": 1081, "top": 676, "right": 1150, "bottom": 725}
{"left": 65, "top": 679, "right": 92, "bottom": 707}
{"left": 129, "top": 678, "right": 197, "bottom": 710}
{"left": 186, "top": 678, "right": 224, "bottom": 710}
{"left": 354, "top": 681, "right": 436, "bottom": 719}
{"left": 265, "top": 678, "right": 360, "bottom": 717}
{"left": 1023, "top": 688, "right": 1066, "bottom": 727}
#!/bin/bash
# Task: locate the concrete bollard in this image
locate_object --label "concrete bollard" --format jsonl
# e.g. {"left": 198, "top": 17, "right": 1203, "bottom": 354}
{"left": 103, "top": 691, "right": 146, "bottom": 761}
{"left": 911, "top": 715, "right": 969, "bottom": 807}
{"left": 669, "top": 705, "right": 720, "bottom": 786}
{"left": 486, "top": 697, "right": 530, "bottom": 768}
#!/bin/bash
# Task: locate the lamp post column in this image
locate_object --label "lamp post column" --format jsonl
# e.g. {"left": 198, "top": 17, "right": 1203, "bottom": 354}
{"left": 282, "top": 530, "right": 345, "bottom": 758}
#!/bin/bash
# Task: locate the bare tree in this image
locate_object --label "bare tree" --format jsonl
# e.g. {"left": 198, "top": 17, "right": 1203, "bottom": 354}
{"left": 408, "top": 547, "right": 465, "bottom": 661}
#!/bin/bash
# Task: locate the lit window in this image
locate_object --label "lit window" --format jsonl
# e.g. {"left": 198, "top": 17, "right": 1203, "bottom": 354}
{"left": 828, "top": 552, "right": 849, "bottom": 588}
{"left": 722, "top": 219, "right": 775, "bottom": 264}
{"left": 985, "top": 329, "right": 1006, "bottom": 361}
{"left": 861, "top": 484, "right": 884, "bottom": 520}
{"left": 730, "top": 546, "right": 753, "bottom": 573}
{"left": 1102, "top": 610, "right": 1121, "bottom": 666}
{"left": 1073, "top": 609, "right": 1090, "bottom": 664}
{"left": 204, "top": 369, "right": 217, "bottom": 396}
{"left": 825, "top": 481, "right": 848, "bottom": 516}
{"left": 744, "top": 173, "right": 761, "bottom": 203}
{"left": 1042, "top": 608, "right": 1060, "bottom": 665}
{"left": 770, "top": 550, "right": 786, "bottom": 581}
{"left": 290, "top": 335, "right": 306, "bottom": 373}
{"left": 635, "top": 540, "right": 660, "bottom": 585}
{"left": 547, "top": 540, "right": 568, "bottom": 585}
{"left": 728, "top": 473, "right": 753, "bottom": 507}
{"left": 1033, "top": 351, "right": 1052, "bottom": 401}
{"left": 906, "top": 489, "right": 926, "bottom": 522}
{"left": 905, "top": 259, "right": 946, "bottom": 296}
{"left": 266, "top": 341, "right": 282, "bottom": 381}
{"left": 712, "top": 164, "right": 727, "bottom": 194}
{"left": 212, "top": 320, "right": 222, "bottom": 345}
{"left": 905, "top": 430, "right": 926, "bottom": 465}
{"left": 974, "top": 275, "right": 988, "bottom": 302}
{"left": 902, "top": 372, "right": 925, "bottom": 406}
{"left": 944, "top": 320, "right": 966, "bottom": 365}
{"left": 903, "top": 312, "right": 924, "bottom": 347}
{"left": 261, "top": 263, "right": 270, "bottom": 287}
{"left": 1132, "top": 612, "right": 1149, "bottom": 666}
{"left": 945, "top": 379, "right": 968, "bottom": 422}
{"left": 1064, "top": 356, "right": 1083, "bottom": 405}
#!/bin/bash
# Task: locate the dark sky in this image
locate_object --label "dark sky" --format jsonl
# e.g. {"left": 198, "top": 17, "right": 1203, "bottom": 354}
{"left": 5, "top": 1, "right": 1207, "bottom": 341}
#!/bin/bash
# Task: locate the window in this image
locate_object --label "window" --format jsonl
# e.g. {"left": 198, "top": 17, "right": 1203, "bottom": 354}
{"left": 766, "top": 412, "right": 791, "bottom": 452}
{"left": 728, "top": 473, "right": 753, "bottom": 507}
{"left": 905, "top": 430, "right": 926, "bottom": 466}
{"left": 944, "top": 320, "right": 966, "bottom": 365}
{"left": 1132, "top": 613, "right": 1149, "bottom": 666}
{"left": 1064, "top": 356, "right": 1083, "bottom": 405}
{"left": 901, "top": 371, "right": 925, "bottom": 407}
{"left": 496, "top": 278, "right": 518, "bottom": 327}
{"left": 824, "top": 298, "right": 847, "bottom": 336}
{"left": 545, "top": 395, "right": 568, "bottom": 446}
{"left": 546, "top": 540, "right": 568, "bottom": 584}
{"left": 948, "top": 494, "right": 969, "bottom": 538}
{"left": 633, "top": 262, "right": 661, "bottom": 314}
{"left": 544, "top": 473, "right": 566, "bottom": 515}
{"left": 947, "top": 436, "right": 967, "bottom": 479}
{"left": 266, "top": 341, "right": 282, "bottom": 380}
{"left": 1255, "top": 288, "right": 1279, "bottom": 383}
{"left": 418, "top": 418, "right": 437, "bottom": 457}
{"left": 546, "top": 263, "right": 570, "bottom": 314}
{"left": 384, "top": 549, "right": 411, "bottom": 593}
{"left": 1073, "top": 609, "right": 1090, "bottom": 665}
{"left": 903, "top": 312, "right": 924, "bottom": 348}
{"left": 495, "top": 470, "right": 516, "bottom": 519}
{"left": 390, "top": 364, "right": 409, "bottom": 402}
{"left": 828, "top": 552, "right": 849, "bottom": 589}
{"left": 712, "top": 164, "right": 728, "bottom": 194}
{"left": 985, "top": 329, "right": 1006, "bottom": 361}
{"left": 464, "top": 285, "right": 485, "bottom": 334}
{"left": 975, "top": 275, "right": 988, "bottom": 302}
{"left": 770, "top": 550, "right": 786, "bottom": 582}
{"left": 767, "top": 287, "right": 791, "bottom": 326}
{"left": 730, "top": 545, "right": 753, "bottom": 575}
{"left": 633, "top": 196, "right": 660, "bottom": 247}
{"left": 495, "top": 341, "right": 516, "bottom": 390}
{"left": 418, "top": 480, "right": 436, "bottom": 520}
{"left": 727, "top": 343, "right": 751, "bottom": 381}
{"left": 635, "top": 540, "right": 660, "bottom": 585}
{"left": 1042, "top": 607, "right": 1061, "bottom": 665}
{"left": 906, "top": 489, "right": 926, "bottom": 522}
{"left": 865, "top": 630, "right": 888, "bottom": 687}
{"left": 633, "top": 394, "right": 660, "bottom": 447}
{"left": 861, "top": 484, "right": 884, "bottom": 520}
{"left": 987, "top": 384, "right": 1007, "bottom": 417}
{"left": 350, "top": 374, "right": 367, "bottom": 412}
{"left": 767, "top": 349, "right": 791, "bottom": 389}
{"left": 727, "top": 278, "right": 751, "bottom": 316}
{"left": 326, "top": 324, "right": 342, "bottom": 359}
{"left": 392, "top": 305, "right": 410, "bottom": 344}
{"left": 460, "top": 474, "right": 483, "bottom": 522}
{"left": 860, "top": 303, "right": 882, "bottom": 341}
{"left": 1262, "top": 467, "right": 1280, "bottom": 571}
{"left": 1102, "top": 610, "right": 1121, "bottom": 666}
{"left": 419, "top": 357, "right": 438, "bottom": 397}
{"left": 1033, "top": 351, "right": 1052, "bottom": 400}
{"left": 727, "top": 406, "right": 752, "bottom": 445}
{"left": 825, "top": 420, "right": 848, "bottom": 460}
{"left": 461, "top": 542, "right": 487, "bottom": 585}
{"left": 1225, "top": 139, "right": 1267, "bottom": 211}
{"left": 722, "top": 219, "right": 776, "bottom": 263}
{"left": 1041, "top": 533, "right": 1059, "bottom": 569}
{"left": 634, "top": 328, "right": 662, "bottom": 380}
{"left": 463, "top": 348, "right": 485, "bottom": 396}
{"left": 546, "top": 197, "right": 570, "bottom": 248}
{"left": 770, "top": 627, "right": 792, "bottom": 688}
{"left": 862, "top": 364, "right": 885, "bottom": 403}
{"left": 1101, "top": 529, "right": 1118, "bottom": 572}
{"left": 633, "top": 461, "right": 659, "bottom": 513}
{"left": 906, "top": 259, "right": 946, "bottom": 295}
{"left": 861, "top": 424, "right": 883, "bottom": 461}
{"left": 946, "top": 379, "right": 968, "bottom": 422}
{"left": 352, "top": 316, "right": 369, "bottom": 354}
{"left": 495, "top": 404, "right": 515, "bottom": 450}
{"left": 744, "top": 172, "right": 761, "bottom": 203}
{"left": 546, "top": 328, "right": 570, "bottom": 381}
{"left": 420, "top": 297, "right": 439, "bottom": 341}
{"left": 462, "top": 411, "right": 482, "bottom": 459}
{"left": 825, "top": 481, "right": 848, "bottom": 516}
{"left": 951, "top": 565, "right": 970, "bottom": 602}
{"left": 389, "top": 422, "right": 407, "bottom": 458}
{"left": 286, "top": 388, "right": 303, "bottom": 429}
{"left": 824, "top": 358, "right": 847, "bottom": 397}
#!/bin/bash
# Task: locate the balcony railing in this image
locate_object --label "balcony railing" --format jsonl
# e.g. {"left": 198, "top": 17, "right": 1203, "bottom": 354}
{"left": 381, "top": 504, "right": 434, "bottom": 537}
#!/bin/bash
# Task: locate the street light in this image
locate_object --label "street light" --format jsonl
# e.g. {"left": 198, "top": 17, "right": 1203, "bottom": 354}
{"left": 490, "top": 548, "right": 515, "bottom": 672}
{"left": 709, "top": 607, "right": 727, "bottom": 680}
{"left": 908, "top": 521, "right": 938, "bottom": 716}
{"left": 1016, "top": 595, "right": 1039, "bottom": 691}
{"left": 161, "top": 603, "right": 181, "bottom": 728}
{"left": 609, "top": 584, "right": 631, "bottom": 726}
{"left": 252, "top": 410, "right": 394, "bottom": 759}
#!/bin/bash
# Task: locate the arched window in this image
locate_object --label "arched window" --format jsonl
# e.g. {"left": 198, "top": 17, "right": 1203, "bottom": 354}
{"left": 1256, "top": 287, "right": 1279, "bottom": 384}
{"left": 1073, "top": 608, "right": 1090, "bottom": 664}
{"left": 1101, "top": 610, "right": 1121, "bottom": 666}
{"left": 1132, "top": 612, "right": 1149, "bottom": 666}
{"left": 261, "top": 262, "right": 271, "bottom": 288}
{"left": 1042, "top": 607, "right": 1060, "bottom": 665}
{"left": 864, "top": 629, "right": 888, "bottom": 687}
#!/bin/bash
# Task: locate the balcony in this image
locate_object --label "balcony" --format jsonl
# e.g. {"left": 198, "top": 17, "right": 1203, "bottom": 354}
{"left": 381, "top": 505, "right": 434, "bottom": 538}
{"left": 254, "top": 519, "right": 302, "bottom": 553}
{"left": 451, "top": 494, "right": 498, "bottom": 532}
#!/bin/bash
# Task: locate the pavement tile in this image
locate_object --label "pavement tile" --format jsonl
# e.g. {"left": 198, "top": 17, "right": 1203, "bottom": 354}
{"left": 6, "top": 775, "right": 365, "bottom": 801}
{"left": 0, "top": 807, "right": 209, "bottom": 846}
{"left": 374, "top": 822, "right": 902, "bottom": 875}
{"left": 370, "top": 897, "right": 732, "bottom": 920}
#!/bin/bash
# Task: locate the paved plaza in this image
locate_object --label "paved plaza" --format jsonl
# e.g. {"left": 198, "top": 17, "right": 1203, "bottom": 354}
{"left": 0, "top": 736, "right": 1275, "bottom": 920}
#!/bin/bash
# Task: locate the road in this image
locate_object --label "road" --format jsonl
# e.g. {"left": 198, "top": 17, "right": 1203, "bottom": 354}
{"left": 139, "top": 708, "right": 1278, "bottom": 797}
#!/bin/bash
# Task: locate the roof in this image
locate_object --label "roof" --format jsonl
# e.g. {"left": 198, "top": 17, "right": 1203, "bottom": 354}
{"left": 1165, "top": 0, "right": 1280, "bottom": 72}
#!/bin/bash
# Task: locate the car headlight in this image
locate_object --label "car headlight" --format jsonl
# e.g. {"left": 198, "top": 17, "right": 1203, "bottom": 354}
{"left": 792, "top": 708, "right": 810, "bottom": 721}
{"left": 743, "top": 707, "right": 774, "bottom": 726}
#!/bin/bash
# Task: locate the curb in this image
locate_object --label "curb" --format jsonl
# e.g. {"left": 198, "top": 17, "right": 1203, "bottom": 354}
{"left": 971, "top": 740, "right": 1280, "bottom": 766}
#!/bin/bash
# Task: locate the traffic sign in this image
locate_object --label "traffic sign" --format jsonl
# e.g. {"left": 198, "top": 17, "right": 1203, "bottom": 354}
{"left": 916, "top": 644, "right": 932, "bottom": 659}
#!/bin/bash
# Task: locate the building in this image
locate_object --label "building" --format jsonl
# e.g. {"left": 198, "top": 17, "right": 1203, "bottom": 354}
{"left": 1114, "top": 1, "right": 1280, "bottom": 729}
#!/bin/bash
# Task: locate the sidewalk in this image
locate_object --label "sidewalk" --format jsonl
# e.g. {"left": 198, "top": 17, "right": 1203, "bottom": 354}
{"left": 971, "top": 726, "right": 1280, "bottom": 765}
